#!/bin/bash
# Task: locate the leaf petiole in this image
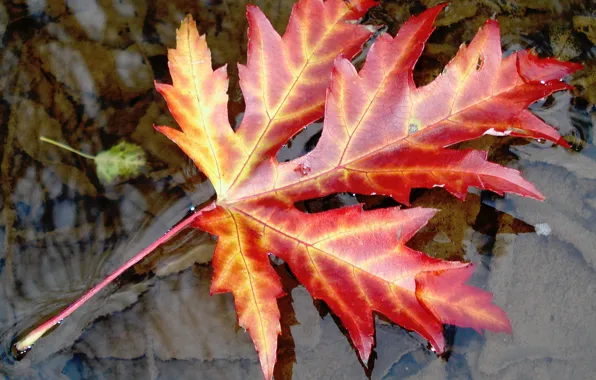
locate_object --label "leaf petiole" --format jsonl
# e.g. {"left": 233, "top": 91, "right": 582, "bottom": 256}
{"left": 13, "top": 203, "right": 214, "bottom": 355}
{"left": 39, "top": 136, "right": 97, "bottom": 160}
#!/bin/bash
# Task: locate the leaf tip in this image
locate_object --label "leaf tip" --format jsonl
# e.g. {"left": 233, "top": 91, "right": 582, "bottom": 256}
{"left": 405, "top": 3, "right": 448, "bottom": 33}
{"left": 429, "top": 2, "right": 449, "bottom": 14}
{"left": 517, "top": 49, "right": 584, "bottom": 83}
{"left": 419, "top": 207, "right": 439, "bottom": 220}
{"left": 182, "top": 14, "right": 195, "bottom": 25}
{"left": 483, "top": 17, "right": 500, "bottom": 28}
{"left": 245, "top": 3, "right": 266, "bottom": 23}
{"left": 176, "top": 14, "right": 198, "bottom": 40}
{"left": 531, "top": 189, "right": 546, "bottom": 201}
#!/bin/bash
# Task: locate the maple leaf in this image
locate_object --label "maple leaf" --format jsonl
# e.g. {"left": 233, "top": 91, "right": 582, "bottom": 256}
{"left": 152, "top": 1, "right": 581, "bottom": 378}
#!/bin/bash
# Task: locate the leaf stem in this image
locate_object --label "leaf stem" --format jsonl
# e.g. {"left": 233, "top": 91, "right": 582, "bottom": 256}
{"left": 39, "top": 136, "right": 97, "bottom": 160}
{"left": 13, "top": 204, "right": 214, "bottom": 354}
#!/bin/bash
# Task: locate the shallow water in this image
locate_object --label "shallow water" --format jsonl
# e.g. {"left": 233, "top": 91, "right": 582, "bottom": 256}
{"left": 0, "top": 0, "right": 594, "bottom": 379}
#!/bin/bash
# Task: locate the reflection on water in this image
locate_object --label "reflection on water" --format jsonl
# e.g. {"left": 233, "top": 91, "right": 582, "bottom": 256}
{"left": 0, "top": 0, "right": 594, "bottom": 379}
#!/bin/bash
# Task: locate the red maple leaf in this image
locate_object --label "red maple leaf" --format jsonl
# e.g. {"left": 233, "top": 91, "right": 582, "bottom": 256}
{"left": 15, "top": 1, "right": 581, "bottom": 379}
{"left": 152, "top": 2, "right": 580, "bottom": 377}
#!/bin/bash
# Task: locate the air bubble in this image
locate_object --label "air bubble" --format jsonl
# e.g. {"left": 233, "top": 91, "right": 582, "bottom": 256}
{"left": 10, "top": 342, "right": 32, "bottom": 361}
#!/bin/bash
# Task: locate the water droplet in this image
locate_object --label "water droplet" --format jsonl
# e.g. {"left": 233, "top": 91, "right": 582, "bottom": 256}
{"left": 408, "top": 123, "right": 418, "bottom": 134}
{"left": 10, "top": 341, "right": 32, "bottom": 361}
{"left": 293, "top": 163, "right": 311, "bottom": 176}
{"left": 540, "top": 80, "right": 545, "bottom": 84}
{"left": 189, "top": 206, "right": 196, "bottom": 211}
{"left": 536, "top": 138, "right": 546, "bottom": 144}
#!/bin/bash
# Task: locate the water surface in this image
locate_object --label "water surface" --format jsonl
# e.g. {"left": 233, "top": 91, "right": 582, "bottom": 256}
{"left": 0, "top": 0, "right": 594, "bottom": 379}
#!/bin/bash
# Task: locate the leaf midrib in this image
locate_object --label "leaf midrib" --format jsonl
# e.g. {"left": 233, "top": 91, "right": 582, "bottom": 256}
{"left": 186, "top": 27, "right": 223, "bottom": 194}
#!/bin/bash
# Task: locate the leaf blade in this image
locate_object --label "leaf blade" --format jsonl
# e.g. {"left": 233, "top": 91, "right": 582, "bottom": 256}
{"left": 198, "top": 206, "right": 284, "bottom": 380}
{"left": 155, "top": 15, "right": 246, "bottom": 195}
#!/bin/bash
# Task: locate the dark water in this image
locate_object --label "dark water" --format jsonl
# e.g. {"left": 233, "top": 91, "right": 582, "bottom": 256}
{"left": 0, "top": 0, "right": 594, "bottom": 379}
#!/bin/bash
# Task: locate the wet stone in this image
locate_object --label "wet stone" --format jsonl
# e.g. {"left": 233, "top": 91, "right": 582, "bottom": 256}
{"left": 474, "top": 234, "right": 596, "bottom": 377}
